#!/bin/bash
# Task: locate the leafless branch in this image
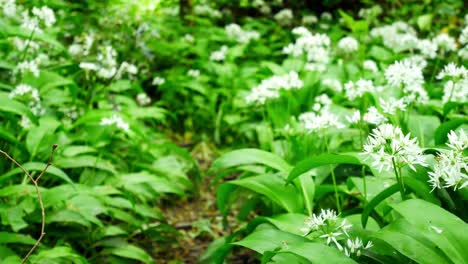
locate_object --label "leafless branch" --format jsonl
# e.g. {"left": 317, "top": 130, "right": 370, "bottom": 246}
{"left": 0, "top": 144, "right": 57, "bottom": 264}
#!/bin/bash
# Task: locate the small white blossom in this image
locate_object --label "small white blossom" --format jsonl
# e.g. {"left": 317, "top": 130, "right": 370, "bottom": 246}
{"left": 337, "top": 36, "right": 359, "bottom": 53}
{"left": 136, "top": 93, "right": 151, "bottom": 106}
{"left": 363, "top": 60, "right": 378, "bottom": 72}
{"left": 379, "top": 97, "right": 407, "bottom": 115}
{"left": 225, "top": 24, "right": 260, "bottom": 44}
{"left": 299, "top": 110, "right": 345, "bottom": 133}
{"left": 210, "top": 45, "right": 228, "bottom": 62}
{"left": 436, "top": 63, "right": 467, "bottom": 80}
{"left": 433, "top": 33, "right": 457, "bottom": 52}
{"left": 184, "top": 34, "right": 194, "bottom": 43}
{"left": 274, "top": 9, "right": 293, "bottom": 26}
{"left": 246, "top": 71, "right": 303, "bottom": 104}
{"left": 188, "top": 69, "right": 200, "bottom": 77}
{"left": 152, "top": 76, "right": 165, "bottom": 86}
{"left": 100, "top": 114, "right": 130, "bottom": 132}
{"left": 302, "top": 15, "right": 318, "bottom": 25}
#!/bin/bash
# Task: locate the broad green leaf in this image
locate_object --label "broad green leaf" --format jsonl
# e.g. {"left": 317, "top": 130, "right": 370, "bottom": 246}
{"left": 287, "top": 153, "right": 361, "bottom": 183}
{"left": 0, "top": 232, "right": 36, "bottom": 244}
{"left": 55, "top": 155, "right": 117, "bottom": 174}
{"left": 264, "top": 213, "right": 309, "bottom": 235}
{"left": 391, "top": 199, "right": 468, "bottom": 264}
{"left": 229, "top": 173, "right": 302, "bottom": 213}
{"left": 118, "top": 171, "right": 184, "bottom": 195}
{"left": 280, "top": 242, "right": 358, "bottom": 264}
{"left": 0, "top": 162, "right": 73, "bottom": 184}
{"left": 30, "top": 246, "right": 88, "bottom": 264}
{"left": 407, "top": 114, "right": 440, "bottom": 147}
{"left": 362, "top": 184, "right": 400, "bottom": 228}
{"left": 374, "top": 219, "right": 451, "bottom": 264}
{"left": 26, "top": 117, "right": 61, "bottom": 158}
{"left": 233, "top": 225, "right": 308, "bottom": 254}
{"left": 434, "top": 118, "right": 467, "bottom": 145}
{"left": 211, "top": 148, "right": 291, "bottom": 173}
{"left": 61, "top": 145, "right": 97, "bottom": 157}
{"left": 108, "top": 244, "right": 153, "bottom": 264}
{"left": 0, "top": 94, "right": 36, "bottom": 122}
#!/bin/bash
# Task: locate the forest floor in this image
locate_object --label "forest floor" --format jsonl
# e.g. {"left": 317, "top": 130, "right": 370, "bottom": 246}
{"left": 153, "top": 140, "right": 256, "bottom": 263}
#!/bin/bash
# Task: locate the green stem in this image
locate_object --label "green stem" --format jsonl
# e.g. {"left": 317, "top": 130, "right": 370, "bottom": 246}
{"left": 391, "top": 158, "right": 405, "bottom": 200}
{"left": 325, "top": 134, "right": 341, "bottom": 213}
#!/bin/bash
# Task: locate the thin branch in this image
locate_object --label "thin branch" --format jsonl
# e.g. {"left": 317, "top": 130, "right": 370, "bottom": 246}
{"left": 0, "top": 144, "right": 57, "bottom": 264}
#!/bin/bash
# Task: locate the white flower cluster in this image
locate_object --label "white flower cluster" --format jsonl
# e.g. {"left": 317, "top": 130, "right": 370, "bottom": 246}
{"left": 299, "top": 110, "right": 345, "bottom": 133}
{"left": 301, "top": 209, "right": 373, "bottom": 257}
{"left": 245, "top": 71, "right": 303, "bottom": 104}
{"left": 347, "top": 107, "right": 387, "bottom": 126}
{"left": 100, "top": 114, "right": 130, "bottom": 132}
{"left": 210, "top": 45, "right": 228, "bottom": 62}
{"left": 152, "top": 76, "right": 165, "bottom": 86}
{"left": 1, "top": 0, "right": 16, "bottom": 17}
{"left": 20, "top": 6, "right": 56, "bottom": 32}
{"left": 9, "top": 84, "right": 44, "bottom": 116}
{"left": 79, "top": 45, "right": 137, "bottom": 80}
{"left": 68, "top": 33, "right": 95, "bottom": 57}
{"left": 344, "top": 79, "right": 381, "bottom": 101}
{"left": 225, "top": 24, "right": 260, "bottom": 44}
{"left": 184, "top": 34, "right": 194, "bottom": 43}
{"left": 10, "top": 37, "right": 40, "bottom": 53}
{"left": 379, "top": 97, "right": 407, "bottom": 115}
{"left": 321, "top": 78, "right": 343, "bottom": 93}
{"left": 384, "top": 59, "right": 429, "bottom": 104}
{"left": 274, "top": 9, "right": 293, "bottom": 26}
{"left": 358, "top": 5, "right": 382, "bottom": 20}
{"left": 252, "top": 0, "right": 283, "bottom": 15}
{"left": 428, "top": 130, "right": 468, "bottom": 191}
{"left": 302, "top": 15, "right": 318, "bottom": 25}
{"left": 370, "top": 21, "right": 418, "bottom": 52}
{"left": 193, "top": 4, "right": 222, "bottom": 19}
{"left": 136, "top": 93, "right": 151, "bottom": 106}
{"left": 283, "top": 27, "right": 331, "bottom": 72}
{"left": 437, "top": 63, "right": 468, "bottom": 104}
{"left": 363, "top": 60, "right": 378, "bottom": 72}
{"left": 188, "top": 69, "right": 200, "bottom": 78}
{"left": 459, "top": 25, "right": 468, "bottom": 59}
{"left": 362, "top": 124, "right": 427, "bottom": 172}
{"left": 337, "top": 36, "right": 359, "bottom": 53}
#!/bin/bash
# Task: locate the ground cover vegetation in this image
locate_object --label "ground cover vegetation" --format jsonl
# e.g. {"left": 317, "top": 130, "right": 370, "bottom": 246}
{"left": 0, "top": 0, "right": 467, "bottom": 263}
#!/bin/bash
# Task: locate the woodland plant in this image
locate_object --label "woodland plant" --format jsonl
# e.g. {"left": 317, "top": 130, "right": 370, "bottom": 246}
{"left": 0, "top": 0, "right": 467, "bottom": 263}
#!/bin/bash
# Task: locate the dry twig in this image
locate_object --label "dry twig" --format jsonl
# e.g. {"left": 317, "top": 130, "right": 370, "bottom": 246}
{"left": 0, "top": 144, "right": 57, "bottom": 264}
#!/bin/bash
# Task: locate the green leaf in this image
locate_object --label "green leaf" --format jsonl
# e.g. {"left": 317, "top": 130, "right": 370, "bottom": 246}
{"left": 229, "top": 173, "right": 302, "bottom": 213}
{"left": 0, "top": 162, "right": 73, "bottom": 184}
{"left": 264, "top": 214, "right": 309, "bottom": 236}
{"left": 108, "top": 244, "right": 153, "bottom": 264}
{"left": 434, "top": 118, "right": 467, "bottom": 145}
{"left": 26, "top": 117, "right": 61, "bottom": 158}
{"left": 287, "top": 153, "right": 361, "bottom": 183}
{"left": 402, "top": 177, "right": 440, "bottom": 205}
{"left": 280, "top": 242, "right": 358, "bottom": 264}
{"left": 391, "top": 199, "right": 468, "bottom": 264}
{"left": 118, "top": 171, "right": 184, "bottom": 195}
{"left": 211, "top": 148, "right": 292, "bottom": 173}
{"left": 374, "top": 219, "right": 451, "bottom": 264}
{"left": 362, "top": 184, "right": 400, "bottom": 228}
{"left": 0, "top": 94, "right": 37, "bottom": 122}
{"left": 417, "top": 14, "right": 433, "bottom": 31}
{"left": 30, "top": 246, "right": 88, "bottom": 264}
{"left": 0, "top": 232, "right": 36, "bottom": 244}
{"left": 233, "top": 225, "right": 308, "bottom": 254}
{"left": 55, "top": 155, "right": 117, "bottom": 174}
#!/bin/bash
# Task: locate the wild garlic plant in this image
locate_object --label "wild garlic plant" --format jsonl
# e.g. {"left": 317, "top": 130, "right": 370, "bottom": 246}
{"left": 301, "top": 209, "right": 373, "bottom": 259}
{"left": 362, "top": 124, "right": 428, "bottom": 198}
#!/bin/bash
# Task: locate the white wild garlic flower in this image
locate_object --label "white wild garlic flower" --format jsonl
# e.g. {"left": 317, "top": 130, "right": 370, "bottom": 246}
{"left": 362, "top": 124, "right": 427, "bottom": 172}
